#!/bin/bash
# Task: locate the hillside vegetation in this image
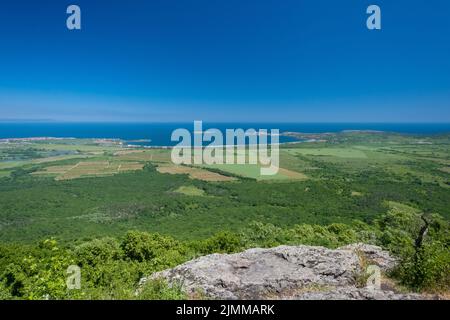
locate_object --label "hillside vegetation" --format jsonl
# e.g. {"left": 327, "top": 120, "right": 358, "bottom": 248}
{"left": 0, "top": 203, "right": 448, "bottom": 299}
{"left": 0, "top": 132, "right": 449, "bottom": 299}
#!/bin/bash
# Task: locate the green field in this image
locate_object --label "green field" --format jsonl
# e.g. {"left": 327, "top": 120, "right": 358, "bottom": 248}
{"left": 0, "top": 171, "right": 10, "bottom": 178}
{"left": 284, "top": 147, "right": 368, "bottom": 158}
{"left": 174, "top": 185, "right": 206, "bottom": 196}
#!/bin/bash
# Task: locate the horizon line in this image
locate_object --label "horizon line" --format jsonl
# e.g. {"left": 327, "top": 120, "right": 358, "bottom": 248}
{"left": 1, "top": 120, "right": 450, "bottom": 125}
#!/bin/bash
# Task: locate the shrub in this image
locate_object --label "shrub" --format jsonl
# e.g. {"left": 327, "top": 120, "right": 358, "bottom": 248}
{"left": 240, "top": 222, "right": 285, "bottom": 248}
{"left": 0, "top": 283, "right": 12, "bottom": 300}
{"left": 75, "top": 237, "right": 122, "bottom": 267}
{"left": 121, "top": 231, "right": 188, "bottom": 267}
{"left": 138, "top": 279, "right": 187, "bottom": 300}
{"left": 198, "top": 231, "right": 242, "bottom": 254}
{"left": 79, "top": 260, "right": 143, "bottom": 299}
{"left": 394, "top": 241, "right": 450, "bottom": 292}
{"left": 1, "top": 239, "right": 81, "bottom": 300}
{"left": 391, "top": 214, "right": 450, "bottom": 292}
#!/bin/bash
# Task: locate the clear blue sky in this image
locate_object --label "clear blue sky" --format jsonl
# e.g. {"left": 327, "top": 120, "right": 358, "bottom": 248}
{"left": 0, "top": 0, "right": 449, "bottom": 122}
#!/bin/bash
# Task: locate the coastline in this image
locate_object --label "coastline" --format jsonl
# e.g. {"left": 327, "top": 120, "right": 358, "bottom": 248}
{"left": 2, "top": 124, "right": 450, "bottom": 149}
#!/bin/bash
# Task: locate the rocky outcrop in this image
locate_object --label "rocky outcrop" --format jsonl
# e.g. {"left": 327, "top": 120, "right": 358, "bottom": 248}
{"left": 140, "top": 244, "right": 423, "bottom": 300}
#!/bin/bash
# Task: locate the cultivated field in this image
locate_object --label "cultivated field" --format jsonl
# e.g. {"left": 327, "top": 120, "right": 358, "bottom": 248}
{"left": 33, "top": 161, "right": 144, "bottom": 180}
{"left": 157, "top": 164, "right": 236, "bottom": 182}
{"left": 115, "top": 149, "right": 171, "bottom": 163}
{"left": 200, "top": 163, "right": 308, "bottom": 181}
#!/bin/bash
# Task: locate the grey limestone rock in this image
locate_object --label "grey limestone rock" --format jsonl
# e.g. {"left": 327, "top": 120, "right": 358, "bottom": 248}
{"left": 140, "top": 244, "right": 423, "bottom": 300}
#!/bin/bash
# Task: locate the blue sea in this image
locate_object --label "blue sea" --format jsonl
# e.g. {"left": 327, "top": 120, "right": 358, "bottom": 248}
{"left": 0, "top": 122, "right": 449, "bottom": 147}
